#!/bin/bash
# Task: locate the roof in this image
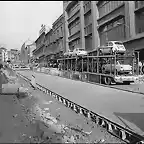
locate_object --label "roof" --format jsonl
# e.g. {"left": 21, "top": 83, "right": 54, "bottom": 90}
{"left": 45, "top": 28, "right": 53, "bottom": 37}
{"left": 52, "top": 13, "right": 64, "bottom": 27}
{"left": 10, "top": 49, "right": 18, "bottom": 51}
{"left": 35, "top": 32, "right": 45, "bottom": 43}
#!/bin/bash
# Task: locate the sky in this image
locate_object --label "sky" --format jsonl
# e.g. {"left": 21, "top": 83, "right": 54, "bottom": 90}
{"left": 0, "top": 1, "right": 63, "bottom": 50}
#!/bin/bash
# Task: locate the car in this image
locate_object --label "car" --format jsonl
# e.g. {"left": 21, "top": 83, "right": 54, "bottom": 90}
{"left": 18, "top": 66, "right": 30, "bottom": 70}
{"left": 72, "top": 48, "right": 87, "bottom": 56}
{"left": 64, "top": 50, "right": 73, "bottom": 57}
{"left": 99, "top": 41, "right": 126, "bottom": 54}
{"left": 102, "top": 60, "right": 132, "bottom": 74}
{"left": 12, "top": 66, "right": 20, "bottom": 70}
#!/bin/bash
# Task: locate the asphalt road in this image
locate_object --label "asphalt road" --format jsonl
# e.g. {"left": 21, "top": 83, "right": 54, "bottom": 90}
{"left": 0, "top": 70, "right": 123, "bottom": 143}
{"left": 18, "top": 70, "right": 144, "bottom": 136}
{"left": 15, "top": 72, "right": 121, "bottom": 143}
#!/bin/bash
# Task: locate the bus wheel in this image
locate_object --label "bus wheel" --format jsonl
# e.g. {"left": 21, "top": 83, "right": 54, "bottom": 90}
{"left": 104, "top": 77, "right": 112, "bottom": 85}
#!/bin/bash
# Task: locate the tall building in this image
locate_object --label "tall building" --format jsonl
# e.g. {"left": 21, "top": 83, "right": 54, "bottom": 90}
{"left": 33, "top": 18, "right": 65, "bottom": 66}
{"left": 63, "top": 1, "right": 144, "bottom": 61}
{"left": 63, "top": 1, "right": 99, "bottom": 52}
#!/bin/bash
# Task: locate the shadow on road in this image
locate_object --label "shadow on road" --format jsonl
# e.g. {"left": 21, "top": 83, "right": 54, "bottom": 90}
{"left": 114, "top": 112, "right": 144, "bottom": 135}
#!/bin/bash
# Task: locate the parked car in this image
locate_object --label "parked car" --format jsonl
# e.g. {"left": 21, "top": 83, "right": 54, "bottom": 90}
{"left": 99, "top": 41, "right": 126, "bottom": 54}
{"left": 72, "top": 48, "right": 87, "bottom": 56}
{"left": 13, "top": 66, "right": 20, "bottom": 70}
{"left": 102, "top": 60, "right": 132, "bottom": 74}
{"left": 64, "top": 50, "right": 73, "bottom": 57}
{"left": 20, "top": 66, "right": 30, "bottom": 70}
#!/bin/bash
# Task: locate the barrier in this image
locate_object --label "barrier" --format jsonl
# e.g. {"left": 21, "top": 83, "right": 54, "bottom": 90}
{"left": 18, "top": 72, "right": 144, "bottom": 143}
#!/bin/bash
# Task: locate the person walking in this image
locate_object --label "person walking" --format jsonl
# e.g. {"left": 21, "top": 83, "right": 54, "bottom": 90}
{"left": 0, "top": 64, "right": 9, "bottom": 93}
{"left": 0, "top": 64, "right": 3, "bottom": 93}
{"left": 30, "top": 74, "right": 36, "bottom": 90}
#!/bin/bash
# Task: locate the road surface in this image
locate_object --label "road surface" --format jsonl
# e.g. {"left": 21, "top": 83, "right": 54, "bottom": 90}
{"left": 16, "top": 73, "right": 123, "bottom": 143}
{"left": 18, "top": 70, "right": 144, "bottom": 136}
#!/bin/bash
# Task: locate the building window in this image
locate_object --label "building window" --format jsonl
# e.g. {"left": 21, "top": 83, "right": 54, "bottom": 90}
{"left": 135, "top": 1, "right": 144, "bottom": 9}
{"left": 135, "top": 10, "right": 144, "bottom": 34}
{"left": 98, "top": 1, "right": 124, "bottom": 18}
{"left": 99, "top": 17, "right": 125, "bottom": 45}
{"left": 84, "top": 11, "right": 92, "bottom": 26}
{"left": 67, "top": 1, "right": 79, "bottom": 15}
{"left": 69, "top": 18, "right": 79, "bottom": 28}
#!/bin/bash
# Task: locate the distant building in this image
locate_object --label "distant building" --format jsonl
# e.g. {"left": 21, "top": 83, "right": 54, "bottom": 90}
{"left": 63, "top": 1, "right": 144, "bottom": 61}
{"left": 0, "top": 47, "right": 8, "bottom": 62}
{"left": 39, "top": 24, "right": 51, "bottom": 36}
{"left": 20, "top": 40, "right": 36, "bottom": 64}
{"left": 8, "top": 49, "right": 21, "bottom": 64}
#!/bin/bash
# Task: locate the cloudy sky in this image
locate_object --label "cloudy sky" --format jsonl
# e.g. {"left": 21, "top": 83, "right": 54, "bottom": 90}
{"left": 0, "top": 1, "right": 63, "bottom": 50}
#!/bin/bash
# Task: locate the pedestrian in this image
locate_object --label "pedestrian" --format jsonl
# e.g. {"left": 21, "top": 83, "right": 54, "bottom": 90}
{"left": 30, "top": 74, "right": 36, "bottom": 90}
{"left": 0, "top": 63, "right": 9, "bottom": 93}
{"left": 0, "top": 64, "right": 3, "bottom": 93}
{"left": 139, "top": 61, "right": 142, "bottom": 75}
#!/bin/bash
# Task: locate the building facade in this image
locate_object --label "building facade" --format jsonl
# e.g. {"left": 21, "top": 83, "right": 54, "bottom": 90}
{"left": 0, "top": 47, "right": 8, "bottom": 62}
{"left": 33, "top": 32, "right": 45, "bottom": 64}
{"left": 33, "top": 15, "right": 65, "bottom": 66}
{"left": 20, "top": 40, "right": 36, "bottom": 65}
{"left": 63, "top": 1, "right": 144, "bottom": 61}
{"left": 63, "top": 1, "right": 99, "bottom": 52}
{"left": 8, "top": 49, "right": 20, "bottom": 64}
{"left": 51, "top": 14, "right": 65, "bottom": 53}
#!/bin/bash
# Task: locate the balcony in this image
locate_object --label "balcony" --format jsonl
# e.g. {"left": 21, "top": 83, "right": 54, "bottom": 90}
{"left": 84, "top": 23, "right": 92, "bottom": 36}
{"left": 68, "top": 3, "right": 80, "bottom": 19}
{"left": 68, "top": 11, "right": 80, "bottom": 25}
{"left": 135, "top": 1, "right": 144, "bottom": 10}
{"left": 69, "top": 23, "right": 80, "bottom": 37}
{"left": 83, "top": 1, "right": 91, "bottom": 14}
{"left": 65, "top": 1, "right": 76, "bottom": 11}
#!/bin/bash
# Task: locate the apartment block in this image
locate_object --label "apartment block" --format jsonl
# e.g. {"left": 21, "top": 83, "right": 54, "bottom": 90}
{"left": 33, "top": 32, "right": 45, "bottom": 65}
{"left": 63, "top": 1, "right": 99, "bottom": 52}
{"left": 51, "top": 14, "right": 65, "bottom": 53}
{"left": 44, "top": 29, "right": 54, "bottom": 63}
{"left": 63, "top": 1, "right": 144, "bottom": 61}
{"left": 33, "top": 14, "right": 65, "bottom": 66}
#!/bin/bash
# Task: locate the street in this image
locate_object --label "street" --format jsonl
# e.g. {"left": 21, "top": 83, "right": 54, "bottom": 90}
{"left": 18, "top": 70, "right": 144, "bottom": 136}
{"left": 0, "top": 70, "right": 123, "bottom": 143}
